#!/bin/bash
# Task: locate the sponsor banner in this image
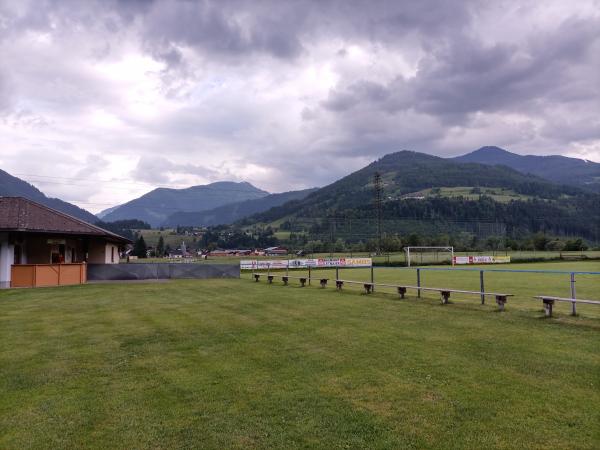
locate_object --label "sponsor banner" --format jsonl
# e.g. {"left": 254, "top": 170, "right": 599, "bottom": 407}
{"left": 240, "top": 257, "right": 372, "bottom": 270}
{"left": 452, "top": 256, "right": 511, "bottom": 265}
{"left": 240, "top": 260, "right": 288, "bottom": 270}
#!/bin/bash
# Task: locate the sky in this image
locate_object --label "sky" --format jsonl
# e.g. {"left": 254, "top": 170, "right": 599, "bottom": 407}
{"left": 1, "top": 0, "right": 599, "bottom": 213}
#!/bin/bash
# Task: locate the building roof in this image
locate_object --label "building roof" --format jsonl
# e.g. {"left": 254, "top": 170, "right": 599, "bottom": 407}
{"left": 0, "top": 197, "right": 130, "bottom": 244}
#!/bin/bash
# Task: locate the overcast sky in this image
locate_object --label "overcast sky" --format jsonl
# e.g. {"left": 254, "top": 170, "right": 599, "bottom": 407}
{"left": 1, "top": 0, "right": 599, "bottom": 212}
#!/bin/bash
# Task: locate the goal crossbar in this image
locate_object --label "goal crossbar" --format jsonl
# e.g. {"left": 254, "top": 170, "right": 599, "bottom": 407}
{"left": 404, "top": 246, "right": 454, "bottom": 267}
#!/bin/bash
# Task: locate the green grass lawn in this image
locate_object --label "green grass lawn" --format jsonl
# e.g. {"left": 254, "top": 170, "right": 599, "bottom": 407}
{"left": 1, "top": 275, "right": 599, "bottom": 449}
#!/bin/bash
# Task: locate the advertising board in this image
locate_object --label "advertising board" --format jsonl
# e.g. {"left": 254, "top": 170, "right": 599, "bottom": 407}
{"left": 452, "top": 256, "right": 511, "bottom": 265}
{"left": 240, "top": 257, "right": 372, "bottom": 270}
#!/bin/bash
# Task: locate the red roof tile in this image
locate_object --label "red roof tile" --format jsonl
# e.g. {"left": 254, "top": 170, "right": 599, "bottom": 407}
{"left": 0, "top": 197, "right": 130, "bottom": 243}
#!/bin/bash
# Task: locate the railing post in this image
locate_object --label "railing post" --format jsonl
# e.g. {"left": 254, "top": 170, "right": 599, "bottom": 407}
{"left": 335, "top": 264, "right": 339, "bottom": 281}
{"left": 371, "top": 265, "right": 374, "bottom": 293}
{"left": 480, "top": 270, "right": 485, "bottom": 304}
{"left": 570, "top": 272, "right": 577, "bottom": 316}
{"left": 308, "top": 265, "right": 311, "bottom": 285}
{"left": 417, "top": 268, "right": 421, "bottom": 298}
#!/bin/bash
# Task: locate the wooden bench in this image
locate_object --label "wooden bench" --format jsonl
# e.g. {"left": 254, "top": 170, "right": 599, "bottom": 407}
{"left": 342, "top": 280, "right": 512, "bottom": 310}
{"left": 332, "top": 279, "right": 374, "bottom": 294}
{"left": 533, "top": 296, "right": 600, "bottom": 317}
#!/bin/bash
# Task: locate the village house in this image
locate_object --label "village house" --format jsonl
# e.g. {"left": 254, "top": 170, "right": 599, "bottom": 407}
{"left": 264, "top": 246, "right": 288, "bottom": 256}
{"left": 0, "top": 197, "right": 130, "bottom": 288}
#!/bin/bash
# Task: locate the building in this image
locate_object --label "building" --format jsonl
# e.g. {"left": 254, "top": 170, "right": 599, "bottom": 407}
{"left": 0, "top": 197, "right": 130, "bottom": 288}
{"left": 264, "top": 246, "right": 288, "bottom": 256}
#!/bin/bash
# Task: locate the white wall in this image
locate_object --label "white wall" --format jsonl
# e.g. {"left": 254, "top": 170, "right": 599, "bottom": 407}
{"left": 0, "top": 233, "right": 14, "bottom": 288}
{"left": 87, "top": 240, "right": 120, "bottom": 264}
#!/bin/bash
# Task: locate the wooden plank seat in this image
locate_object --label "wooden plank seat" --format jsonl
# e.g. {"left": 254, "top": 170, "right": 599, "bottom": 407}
{"left": 336, "top": 279, "right": 512, "bottom": 310}
{"left": 252, "top": 274, "right": 512, "bottom": 310}
{"left": 533, "top": 296, "right": 600, "bottom": 317}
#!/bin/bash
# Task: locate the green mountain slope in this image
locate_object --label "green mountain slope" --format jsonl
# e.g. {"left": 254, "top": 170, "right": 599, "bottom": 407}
{"left": 454, "top": 146, "right": 600, "bottom": 192}
{"left": 241, "top": 151, "right": 599, "bottom": 241}
{"left": 0, "top": 168, "right": 98, "bottom": 223}
{"left": 163, "top": 188, "right": 317, "bottom": 227}
{"left": 102, "top": 181, "right": 269, "bottom": 227}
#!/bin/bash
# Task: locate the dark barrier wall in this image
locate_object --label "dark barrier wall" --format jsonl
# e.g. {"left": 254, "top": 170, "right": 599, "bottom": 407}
{"left": 87, "top": 263, "right": 239, "bottom": 281}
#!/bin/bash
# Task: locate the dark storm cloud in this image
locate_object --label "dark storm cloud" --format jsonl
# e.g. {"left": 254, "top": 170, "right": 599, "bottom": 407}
{"left": 322, "top": 15, "right": 600, "bottom": 122}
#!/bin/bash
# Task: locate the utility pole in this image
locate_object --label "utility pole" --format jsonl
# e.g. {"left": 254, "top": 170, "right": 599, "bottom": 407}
{"left": 373, "top": 171, "right": 383, "bottom": 255}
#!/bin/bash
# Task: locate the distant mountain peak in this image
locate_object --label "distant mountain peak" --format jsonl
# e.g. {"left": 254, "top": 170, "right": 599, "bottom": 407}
{"left": 102, "top": 179, "right": 269, "bottom": 226}
{"left": 454, "top": 146, "right": 600, "bottom": 192}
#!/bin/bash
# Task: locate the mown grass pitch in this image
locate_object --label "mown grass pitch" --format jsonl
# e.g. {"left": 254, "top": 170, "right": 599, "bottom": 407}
{"left": 1, "top": 271, "right": 599, "bottom": 449}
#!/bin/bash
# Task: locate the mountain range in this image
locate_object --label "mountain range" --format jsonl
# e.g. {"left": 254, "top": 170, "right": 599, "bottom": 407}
{"left": 0, "top": 168, "right": 97, "bottom": 223}
{"left": 99, "top": 181, "right": 270, "bottom": 227}
{"left": 2, "top": 146, "right": 598, "bottom": 237}
{"left": 240, "top": 150, "right": 599, "bottom": 241}
{"left": 162, "top": 188, "right": 318, "bottom": 227}
{"left": 454, "top": 146, "right": 600, "bottom": 192}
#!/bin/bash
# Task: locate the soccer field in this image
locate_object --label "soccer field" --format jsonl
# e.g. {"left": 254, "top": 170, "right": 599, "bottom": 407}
{"left": 1, "top": 272, "right": 599, "bottom": 448}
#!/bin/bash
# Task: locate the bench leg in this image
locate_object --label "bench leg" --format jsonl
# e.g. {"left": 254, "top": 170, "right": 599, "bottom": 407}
{"left": 543, "top": 300, "right": 554, "bottom": 317}
{"left": 283, "top": 279, "right": 288, "bottom": 286}
{"left": 495, "top": 295, "right": 506, "bottom": 311}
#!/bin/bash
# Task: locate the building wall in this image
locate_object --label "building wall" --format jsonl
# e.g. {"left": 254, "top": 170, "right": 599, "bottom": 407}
{"left": 0, "top": 232, "right": 14, "bottom": 288}
{"left": 87, "top": 240, "right": 120, "bottom": 264}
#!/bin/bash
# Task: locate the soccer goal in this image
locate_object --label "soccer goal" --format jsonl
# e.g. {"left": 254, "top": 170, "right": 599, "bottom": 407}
{"left": 404, "top": 246, "right": 454, "bottom": 267}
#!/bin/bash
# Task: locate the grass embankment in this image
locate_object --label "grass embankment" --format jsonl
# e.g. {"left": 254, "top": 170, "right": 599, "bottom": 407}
{"left": 1, "top": 274, "right": 599, "bottom": 448}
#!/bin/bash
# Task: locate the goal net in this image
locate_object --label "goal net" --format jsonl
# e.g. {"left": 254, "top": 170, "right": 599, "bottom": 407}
{"left": 404, "top": 246, "right": 454, "bottom": 267}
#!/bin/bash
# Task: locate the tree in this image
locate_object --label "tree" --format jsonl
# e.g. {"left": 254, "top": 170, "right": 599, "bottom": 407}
{"left": 133, "top": 235, "right": 148, "bottom": 258}
{"left": 156, "top": 236, "right": 165, "bottom": 257}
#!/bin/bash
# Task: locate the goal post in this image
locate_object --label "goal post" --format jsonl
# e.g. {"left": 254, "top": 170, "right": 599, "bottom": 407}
{"left": 404, "top": 246, "right": 454, "bottom": 267}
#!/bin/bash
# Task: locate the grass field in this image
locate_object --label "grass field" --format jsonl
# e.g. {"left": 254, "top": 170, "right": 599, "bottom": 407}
{"left": 1, "top": 264, "right": 599, "bottom": 448}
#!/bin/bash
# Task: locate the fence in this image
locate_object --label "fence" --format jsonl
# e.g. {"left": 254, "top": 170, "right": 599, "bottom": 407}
{"left": 11, "top": 263, "right": 87, "bottom": 288}
{"left": 88, "top": 263, "right": 239, "bottom": 281}
{"left": 245, "top": 264, "right": 600, "bottom": 318}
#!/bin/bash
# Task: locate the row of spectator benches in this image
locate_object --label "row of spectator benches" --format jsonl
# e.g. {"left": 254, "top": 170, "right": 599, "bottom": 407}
{"left": 252, "top": 273, "right": 600, "bottom": 317}
{"left": 253, "top": 273, "right": 513, "bottom": 311}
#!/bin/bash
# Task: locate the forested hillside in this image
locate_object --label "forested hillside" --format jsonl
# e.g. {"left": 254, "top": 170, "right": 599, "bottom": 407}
{"left": 241, "top": 151, "right": 600, "bottom": 242}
